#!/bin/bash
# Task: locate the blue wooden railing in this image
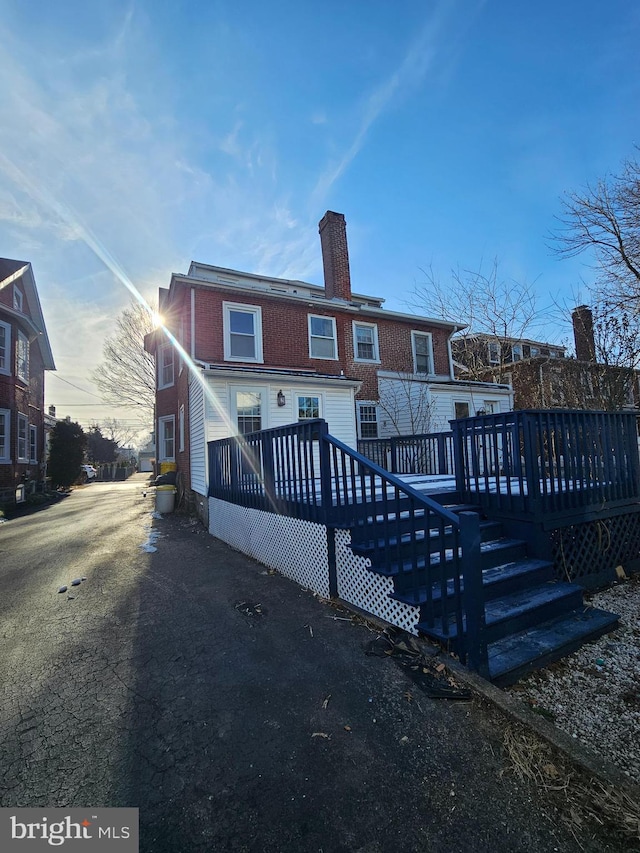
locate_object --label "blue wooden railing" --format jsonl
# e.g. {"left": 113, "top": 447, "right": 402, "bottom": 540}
{"left": 208, "top": 420, "right": 487, "bottom": 674}
{"left": 451, "top": 409, "right": 640, "bottom": 519}
{"left": 357, "top": 431, "right": 455, "bottom": 476}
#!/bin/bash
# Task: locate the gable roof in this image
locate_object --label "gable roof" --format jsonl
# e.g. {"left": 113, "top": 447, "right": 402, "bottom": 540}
{"left": 0, "top": 259, "right": 56, "bottom": 369}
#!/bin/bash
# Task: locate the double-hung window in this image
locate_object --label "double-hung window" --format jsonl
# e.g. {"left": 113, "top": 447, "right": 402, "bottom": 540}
{"left": 158, "top": 344, "right": 174, "bottom": 389}
{"left": 16, "top": 331, "right": 29, "bottom": 383}
{"left": 29, "top": 425, "right": 37, "bottom": 463}
{"left": 178, "top": 404, "right": 185, "bottom": 453}
{"left": 224, "top": 303, "right": 263, "bottom": 362}
{"left": 0, "top": 409, "right": 9, "bottom": 462}
{"left": 488, "top": 341, "right": 500, "bottom": 364}
{"left": 309, "top": 315, "right": 337, "bottom": 359}
{"left": 158, "top": 415, "right": 175, "bottom": 461}
{"left": 357, "top": 403, "right": 379, "bottom": 438}
{"left": 17, "top": 414, "right": 28, "bottom": 462}
{"left": 353, "top": 322, "right": 379, "bottom": 362}
{"left": 13, "top": 286, "right": 23, "bottom": 312}
{"left": 411, "top": 331, "right": 433, "bottom": 375}
{"left": 0, "top": 321, "right": 10, "bottom": 375}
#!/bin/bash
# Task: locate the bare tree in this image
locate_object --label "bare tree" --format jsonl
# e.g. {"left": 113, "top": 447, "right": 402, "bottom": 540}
{"left": 91, "top": 300, "right": 156, "bottom": 421}
{"left": 377, "top": 374, "right": 436, "bottom": 436}
{"left": 412, "top": 259, "right": 544, "bottom": 382}
{"left": 553, "top": 151, "right": 640, "bottom": 310}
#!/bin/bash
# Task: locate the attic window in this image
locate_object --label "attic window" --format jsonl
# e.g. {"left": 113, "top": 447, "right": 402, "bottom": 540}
{"left": 13, "top": 286, "right": 23, "bottom": 312}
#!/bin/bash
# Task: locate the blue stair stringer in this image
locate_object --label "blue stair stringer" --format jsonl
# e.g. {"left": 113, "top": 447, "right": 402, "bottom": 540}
{"left": 349, "top": 495, "right": 619, "bottom": 686}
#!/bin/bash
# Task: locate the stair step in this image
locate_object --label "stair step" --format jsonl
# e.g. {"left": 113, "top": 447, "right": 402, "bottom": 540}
{"left": 417, "top": 582, "right": 585, "bottom": 647}
{"left": 350, "top": 520, "right": 503, "bottom": 558}
{"left": 351, "top": 503, "right": 482, "bottom": 537}
{"left": 391, "top": 558, "right": 554, "bottom": 604}
{"left": 368, "top": 537, "right": 528, "bottom": 581}
{"left": 488, "top": 607, "right": 620, "bottom": 686}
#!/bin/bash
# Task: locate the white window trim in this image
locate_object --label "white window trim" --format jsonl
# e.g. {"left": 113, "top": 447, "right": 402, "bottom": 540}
{"left": 296, "top": 393, "right": 323, "bottom": 421}
{"left": 453, "top": 400, "right": 471, "bottom": 420}
{"left": 13, "top": 285, "right": 23, "bottom": 312}
{"left": 0, "top": 408, "right": 10, "bottom": 462}
{"left": 411, "top": 330, "right": 434, "bottom": 376}
{"left": 488, "top": 341, "right": 500, "bottom": 364}
{"left": 0, "top": 320, "right": 10, "bottom": 376}
{"left": 17, "top": 413, "right": 28, "bottom": 462}
{"left": 16, "top": 330, "right": 29, "bottom": 383}
{"left": 308, "top": 314, "right": 338, "bottom": 360}
{"left": 158, "top": 343, "right": 174, "bottom": 389}
{"left": 178, "top": 404, "right": 185, "bottom": 453}
{"left": 353, "top": 321, "right": 380, "bottom": 363}
{"left": 158, "top": 415, "right": 176, "bottom": 462}
{"left": 223, "top": 302, "right": 264, "bottom": 363}
{"left": 29, "top": 424, "right": 37, "bottom": 463}
{"left": 357, "top": 401, "right": 379, "bottom": 439}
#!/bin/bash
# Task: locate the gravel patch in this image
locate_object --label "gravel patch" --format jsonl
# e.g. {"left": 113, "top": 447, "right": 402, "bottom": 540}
{"left": 507, "top": 575, "right": 640, "bottom": 785}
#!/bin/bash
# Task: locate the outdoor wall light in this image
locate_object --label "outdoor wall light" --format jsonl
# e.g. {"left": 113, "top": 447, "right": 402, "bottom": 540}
{"left": 277, "top": 390, "right": 286, "bottom": 407}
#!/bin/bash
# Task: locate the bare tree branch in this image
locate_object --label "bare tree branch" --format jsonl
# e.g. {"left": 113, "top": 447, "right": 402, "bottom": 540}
{"left": 91, "top": 300, "right": 156, "bottom": 421}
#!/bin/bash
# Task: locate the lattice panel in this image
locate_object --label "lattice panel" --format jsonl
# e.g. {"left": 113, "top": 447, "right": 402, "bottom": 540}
{"left": 209, "top": 498, "right": 330, "bottom": 597}
{"left": 550, "top": 510, "right": 640, "bottom": 586}
{"left": 335, "top": 529, "right": 420, "bottom": 635}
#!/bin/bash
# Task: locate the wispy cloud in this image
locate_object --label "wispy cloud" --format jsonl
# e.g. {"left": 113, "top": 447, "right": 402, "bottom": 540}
{"left": 311, "top": 0, "right": 462, "bottom": 206}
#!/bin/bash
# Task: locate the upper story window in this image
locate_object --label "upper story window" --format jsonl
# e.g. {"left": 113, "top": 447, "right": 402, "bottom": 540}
{"left": 16, "top": 331, "right": 29, "bottom": 383}
{"left": 511, "top": 344, "right": 522, "bottom": 362}
{"left": 309, "top": 315, "right": 337, "bottom": 360}
{"left": 0, "top": 321, "right": 10, "bottom": 376}
{"left": 411, "top": 331, "right": 433, "bottom": 375}
{"left": 488, "top": 341, "right": 500, "bottom": 364}
{"left": 13, "top": 286, "right": 23, "bottom": 312}
{"left": 158, "top": 344, "right": 174, "bottom": 389}
{"left": 353, "top": 322, "right": 379, "bottom": 362}
{"left": 223, "top": 303, "right": 263, "bottom": 362}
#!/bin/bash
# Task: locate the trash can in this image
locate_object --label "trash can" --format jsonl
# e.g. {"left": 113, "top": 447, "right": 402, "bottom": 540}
{"left": 155, "top": 485, "right": 176, "bottom": 513}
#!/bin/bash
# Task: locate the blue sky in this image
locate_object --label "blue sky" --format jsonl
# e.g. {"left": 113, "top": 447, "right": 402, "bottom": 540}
{"left": 0, "top": 0, "right": 638, "bottom": 435}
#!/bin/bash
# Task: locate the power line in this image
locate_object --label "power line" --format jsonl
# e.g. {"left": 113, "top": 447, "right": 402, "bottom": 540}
{"left": 49, "top": 373, "right": 103, "bottom": 399}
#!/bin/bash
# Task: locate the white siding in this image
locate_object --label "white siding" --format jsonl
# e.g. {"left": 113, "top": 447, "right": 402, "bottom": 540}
{"left": 378, "top": 375, "right": 513, "bottom": 436}
{"left": 202, "top": 375, "right": 358, "bottom": 449}
{"left": 189, "top": 372, "right": 207, "bottom": 495}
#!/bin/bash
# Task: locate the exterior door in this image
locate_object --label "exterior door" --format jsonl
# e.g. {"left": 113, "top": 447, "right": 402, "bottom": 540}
{"left": 231, "top": 387, "right": 264, "bottom": 481}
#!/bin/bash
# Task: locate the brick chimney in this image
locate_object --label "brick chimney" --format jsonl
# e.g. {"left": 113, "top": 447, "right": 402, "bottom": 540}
{"left": 572, "top": 305, "right": 596, "bottom": 362}
{"left": 319, "top": 211, "right": 352, "bottom": 301}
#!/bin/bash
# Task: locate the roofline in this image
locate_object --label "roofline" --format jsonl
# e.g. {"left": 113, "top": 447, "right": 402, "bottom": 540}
{"left": 0, "top": 262, "right": 55, "bottom": 369}
{"left": 168, "top": 272, "right": 462, "bottom": 332}
{"left": 199, "top": 363, "right": 362, "bottom": 387}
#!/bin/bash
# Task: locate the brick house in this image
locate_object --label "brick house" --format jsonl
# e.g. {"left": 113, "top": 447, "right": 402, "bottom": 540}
{"left": 453, "top": 306, "right": 640, "bottom": 411}
{"left": 0, "top": 259, "right": 56, "bottom": 502}
{"left": 146, "top": 212, "right": 512, "bottom": 516}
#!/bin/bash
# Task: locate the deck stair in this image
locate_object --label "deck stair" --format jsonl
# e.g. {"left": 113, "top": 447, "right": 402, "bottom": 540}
{"left": 349, "top": 495, "right": 619, "bottom": 686}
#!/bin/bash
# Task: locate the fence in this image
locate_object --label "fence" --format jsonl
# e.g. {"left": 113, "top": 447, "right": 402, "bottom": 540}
{"left": 208, "top": 420, "right": 487, "bottom": 674}
{"left": 451, "top": 409, "right": 640, "bottom": 519}
{"left": 357, "top": 431, "right": 455, "bottom": 475}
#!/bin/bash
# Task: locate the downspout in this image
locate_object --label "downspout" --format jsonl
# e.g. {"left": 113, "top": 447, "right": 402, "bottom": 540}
{"left": 190, "top": 287, "right": 196, "bottom": 361}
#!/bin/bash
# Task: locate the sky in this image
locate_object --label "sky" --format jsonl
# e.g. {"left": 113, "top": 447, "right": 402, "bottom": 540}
{"left": 0, "top": 0, "right": 639, "bottom": 441}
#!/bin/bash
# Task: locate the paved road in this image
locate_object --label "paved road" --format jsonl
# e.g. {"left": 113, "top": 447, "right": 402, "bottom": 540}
{"left": 0, "top": 476, "right": 617, "bottom": 852}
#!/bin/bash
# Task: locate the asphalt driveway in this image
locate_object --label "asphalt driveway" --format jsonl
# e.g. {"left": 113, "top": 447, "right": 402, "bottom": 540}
{"left": 0, "top": 475, "right": 620, "bottom": 851}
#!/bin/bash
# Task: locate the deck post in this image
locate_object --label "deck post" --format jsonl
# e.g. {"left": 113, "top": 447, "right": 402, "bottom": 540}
{"left": 459, "top": 511, "right": 489, "bottom": 678}
{"left": 318, "top": 420, "right": 338, "bottom": 596}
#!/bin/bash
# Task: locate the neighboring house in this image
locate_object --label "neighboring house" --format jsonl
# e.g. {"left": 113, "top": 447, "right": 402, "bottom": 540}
{"left": 0, "top": 259, "right": 56, "bottom": 502}
{"left": 146, "top": 211, "right": 512, "bottom": 517}
{"left": 138, "top": 433, "right": 156, "bottom": 473}
{"left": 454, "top": 306, "right": 640, "bottom": 412}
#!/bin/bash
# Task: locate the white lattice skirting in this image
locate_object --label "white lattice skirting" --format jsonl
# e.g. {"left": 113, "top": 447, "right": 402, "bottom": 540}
{"left": 209, "top": 498, "right": 331, "bottom": 597}
{"left": 208, "top": 498, "right": 420, "bottom": 634}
